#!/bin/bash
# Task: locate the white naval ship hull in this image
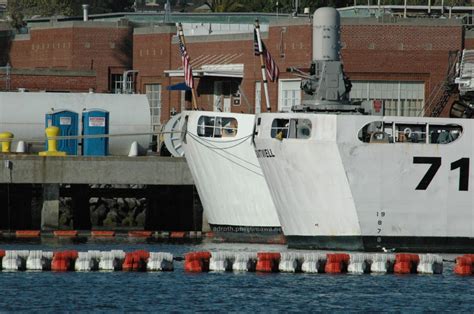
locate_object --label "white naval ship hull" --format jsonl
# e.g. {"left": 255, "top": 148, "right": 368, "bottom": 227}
{"left": 254, "top": 113, "right": 474, "bottom": 252}
{"left": 180, "top": 111, "right": 282, "bottom": 243}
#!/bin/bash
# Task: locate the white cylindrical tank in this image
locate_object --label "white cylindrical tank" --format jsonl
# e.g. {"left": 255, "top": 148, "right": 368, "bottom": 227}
{"left": 0, "top": 92, "right": 151, "bottom": 155}
{"left": 312, "top": 7, "right": 340, "bottom": 61}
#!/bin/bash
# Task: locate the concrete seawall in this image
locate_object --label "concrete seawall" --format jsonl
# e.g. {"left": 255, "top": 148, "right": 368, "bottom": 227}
{"left": 0, "top": 155, "right": 193, "bottom": 185}
{"left": 0, "top": 155, "right": 208, "bottom": 233}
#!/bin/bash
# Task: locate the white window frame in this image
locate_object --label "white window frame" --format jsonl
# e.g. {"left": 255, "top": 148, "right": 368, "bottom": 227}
{"left": 112, "top": 74, "right": 133, "bottom": 94}
{"left": 145, "top": 84, "right": 162, "bottom": 131}
{"left": 350, "top": 80, "right": 424, "bottom": 117}
{"left": 278, "top": 79, "right": 301, "bottom": 112}
{"left": 197, "top": 116, "right": 238, "bottom": 138}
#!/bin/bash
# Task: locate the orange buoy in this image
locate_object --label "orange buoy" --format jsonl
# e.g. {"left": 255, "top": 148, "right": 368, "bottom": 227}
{"left": 16, "top": 230, "right": 41, "bottom": 238}
{"left": 52, "top": 258, "right": 70, "bottom": 272}
{"left": 256, "top": 252, "right": 281, "bottom": 272}
{"left": 184, "top": 251, "right": 211, "bottom": 272}
{"left": 170, "top": 231, "right": 186, "bottom": 239}
{"left": 122, "top": 253, "right": 135, "bottom": 271}
{"left": 134, "top": 250, "right": 150, "bottom": 260}
{"left": 64, "top": 250, "right": 78, "bottom": 260}
{"left": 51, "top": 250, "right": 78, "bottom": 271}
{"left": 184, "top": 259, "right": 202, "bottom": 272}
{"left": 91, "top": 230, "right": 115, "bottom": 237}
{"left": 53, "top": 230, "right": 78, "bottom": 237}
{"left": 128, "top": 231, "right": 153, "bottom": 238}
{"left": 122, "top": 250, "right": 149, "bottom": 271}
{"left": 462, "top": 254, "right": 474, "bottom": 263}
{"left": 454, "top": 256, "right": 473, "bottom": 276}
{"left": 325, "top": 253, "right": 350, "bottom": 274}
{"left": 394, "top": 254, "right": 419, "bottom": 274}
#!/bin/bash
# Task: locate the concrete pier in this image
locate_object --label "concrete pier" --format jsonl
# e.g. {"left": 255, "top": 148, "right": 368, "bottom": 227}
{"left": 41, "top": 184, "right": 59, "bottom": 230}
{"left": 0, "top": 155, "right": 193, "bottom": 185}
{"left": 0, "top": 155, "right": 205, "bottom": 232}
{"left": 0, "top": 184, "right": 33, "bottom": 230}
{"left": 71, "top": 184, "right": 91, "bottom": 230}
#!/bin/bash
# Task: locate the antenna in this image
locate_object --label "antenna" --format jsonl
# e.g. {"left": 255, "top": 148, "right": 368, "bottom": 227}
{"left": 164, "top": 0, "right": 171, "bottom": 23}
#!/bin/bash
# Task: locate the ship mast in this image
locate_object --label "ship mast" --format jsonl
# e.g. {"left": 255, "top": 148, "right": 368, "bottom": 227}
{"left": 254, "top": 20, "right": 272, "bottom": 112}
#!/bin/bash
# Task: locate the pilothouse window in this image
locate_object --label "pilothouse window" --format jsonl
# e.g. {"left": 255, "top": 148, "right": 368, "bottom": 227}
{"left": 197, "top": 116, "right": 238, "bottom": 138}
{"left": 358, "top": 121, "right": 462, "bottom": 144}
{"left": 429, "top": 125, "right": 462, "bottom": 144}
{"left": 271, "top": 118, "right": 312, "bottom": 139}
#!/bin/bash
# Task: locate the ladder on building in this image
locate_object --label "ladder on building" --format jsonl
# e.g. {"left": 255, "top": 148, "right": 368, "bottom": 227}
{"left": 454, "top": 49, "right": 474, "bottom": 95}
{"left": 422, "top": 50, "right": 460, "bottom": 117}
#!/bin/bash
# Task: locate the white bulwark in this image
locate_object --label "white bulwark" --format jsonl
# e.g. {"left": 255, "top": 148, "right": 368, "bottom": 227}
{"left": 254, "top": 112, "right": 474, "bottom": 252}
{"left": 180, "top": 110, "right": 281, "bottom": 239}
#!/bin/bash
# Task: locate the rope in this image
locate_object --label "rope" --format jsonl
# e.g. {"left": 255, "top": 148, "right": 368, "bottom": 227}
{"left": 185, "top": 131, "right": 253, "bottom": 144}
{"left": 187, "top": 132, "right": 253, "bottom": 149}
{"left": 0, "top": 131, "right": 181, "bottom": 143}
{"left": 186, "top": 132, "right": 262, "bottom": 175}
{"left": 193, "top": 141, "right": 263, "bottom": 177}
{"left": 1, "top": 122, "right": 265, "bottom": 176}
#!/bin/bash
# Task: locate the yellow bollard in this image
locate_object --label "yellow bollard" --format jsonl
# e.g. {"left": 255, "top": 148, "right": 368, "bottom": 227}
{"left": 0, "top": 132, "right": 13, "bottom": 153}
{"left": 39, "top": 126, "right": 67, "bottom": 156}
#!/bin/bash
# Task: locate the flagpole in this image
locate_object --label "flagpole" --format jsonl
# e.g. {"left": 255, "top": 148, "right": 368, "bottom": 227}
{"left": 255, "top": 20, "right": 271, "bottom": 112}
{"left": 178, "top": 23, "right": 198, "bottom": 110}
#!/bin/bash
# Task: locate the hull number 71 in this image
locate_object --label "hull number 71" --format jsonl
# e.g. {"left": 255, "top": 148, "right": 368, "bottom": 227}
{"left": 413, "top": 157, "right": 469, "bottom": 191}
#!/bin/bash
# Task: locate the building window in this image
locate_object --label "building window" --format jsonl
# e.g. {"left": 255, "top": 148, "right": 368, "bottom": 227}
{"left": 278, "top": 79, "right": 301, "bottom": 112}
{"left": 145, "top": 84, "right": 161, "bottom": 131}
{"left": 110, "top": 74, "right": 123, "bottom": 93}
{"left": 350, "top": 81, "right": 425, "bottom": 117}
{"left": 213, "top": 80, "right": 240, "bottom": 112}
{"left": 110, "top": 74, "right": 134, "bottom": 94}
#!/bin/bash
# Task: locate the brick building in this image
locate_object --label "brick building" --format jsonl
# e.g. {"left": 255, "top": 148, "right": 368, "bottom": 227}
{"left": 134, "top": 17, "right": 463, "bottom": 128}
{"left": 1, "top": 20, "right": 132, "bottom": 93}
{"left": 0, "top": 10, "right": 468, "bottom": 131}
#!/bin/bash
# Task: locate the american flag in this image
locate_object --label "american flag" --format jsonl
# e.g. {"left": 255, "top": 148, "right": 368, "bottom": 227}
{"left": 178, "top": 35, "right": 194, "bottom": 89}
{"left": 253, "top": 29, "right": 280, "bottom": 82}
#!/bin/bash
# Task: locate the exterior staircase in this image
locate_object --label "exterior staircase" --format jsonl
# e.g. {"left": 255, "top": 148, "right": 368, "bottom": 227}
{"left": 455, "top": 49, "right": 474, "bottom": 95}
{"left": 423, "top": 50, "right": 460, "bottom": 117}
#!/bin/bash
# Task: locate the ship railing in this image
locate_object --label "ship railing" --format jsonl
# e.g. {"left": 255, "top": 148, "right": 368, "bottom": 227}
{"left": 0, "top": 131, "right": 176, "bottom": 144}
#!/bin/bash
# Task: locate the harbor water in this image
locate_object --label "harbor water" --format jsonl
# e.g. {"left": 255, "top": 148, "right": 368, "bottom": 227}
{"left": 0, "top": 242, "right": 473, "bottom": 311}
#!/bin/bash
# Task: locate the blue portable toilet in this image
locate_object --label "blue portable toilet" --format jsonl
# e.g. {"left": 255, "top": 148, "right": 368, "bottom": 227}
{"left": 82, "top": 109, "right": 109, "bottom": 156}
{"left": 45, "top": 109, "right": 79, "bottom": 155}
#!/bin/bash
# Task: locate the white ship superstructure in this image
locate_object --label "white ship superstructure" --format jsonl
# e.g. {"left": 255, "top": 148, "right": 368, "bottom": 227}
{"left": 179, "top": 110, "right": 282, "bottom": 241}
{"left": 254, "top": 113, "right": 473, "bottom": 251}
{"left": 254, "top": 7, "right": 473, "bottom": 252}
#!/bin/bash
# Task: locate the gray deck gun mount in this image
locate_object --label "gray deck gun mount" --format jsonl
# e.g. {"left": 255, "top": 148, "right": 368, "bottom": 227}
{"left": 292, "top": 7, "right": 365, "bottom": 113}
